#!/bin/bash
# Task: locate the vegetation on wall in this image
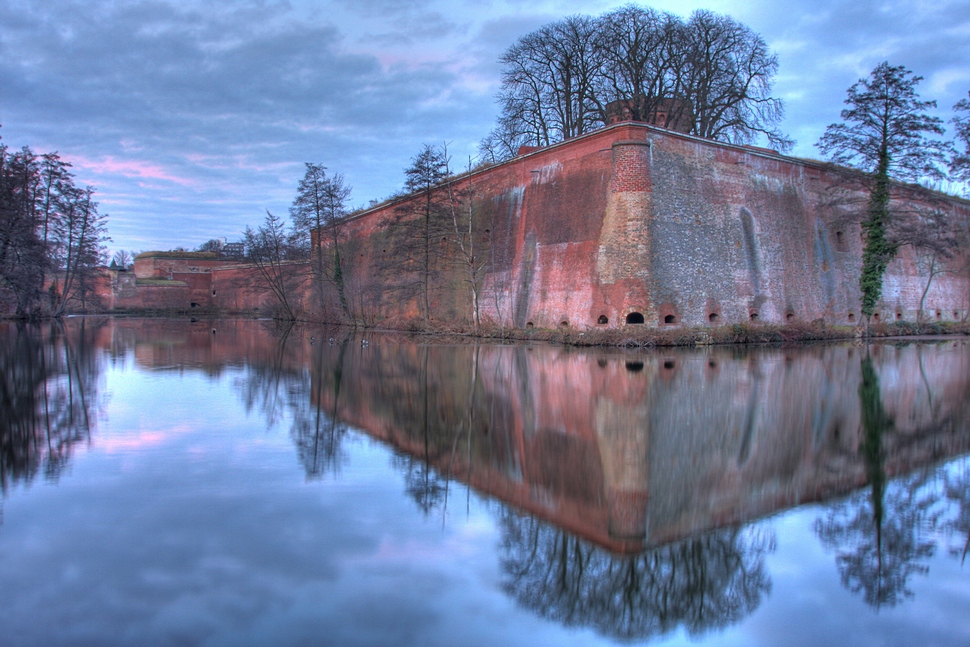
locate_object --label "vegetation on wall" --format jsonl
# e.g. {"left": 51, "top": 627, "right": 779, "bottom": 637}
{"left": 817, "top": 63, "right": 958, "bottom": 324}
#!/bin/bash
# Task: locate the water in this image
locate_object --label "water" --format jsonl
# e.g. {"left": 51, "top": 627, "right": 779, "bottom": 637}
{"left": 1, "top": 318, "right": 968, "bottom": 646}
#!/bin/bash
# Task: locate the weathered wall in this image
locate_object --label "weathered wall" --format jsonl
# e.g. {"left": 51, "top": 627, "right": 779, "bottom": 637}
{"left": 98, "top": 261, "right": 308, "bottom": 313}
{"left": 331, "top": 122, "right": 970, "bottom": 329}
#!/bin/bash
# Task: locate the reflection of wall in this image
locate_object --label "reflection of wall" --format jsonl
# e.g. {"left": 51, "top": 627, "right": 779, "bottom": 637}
{"left": 310, "top": 340, "right": 970, "bottom": 553}
{"left": 81, "top": 319, "right": 970, "bottom": 554}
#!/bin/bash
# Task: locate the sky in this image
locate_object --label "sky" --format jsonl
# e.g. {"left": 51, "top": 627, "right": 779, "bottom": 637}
{"left": 1, "top": 0, "right": 969, "bottom": 254}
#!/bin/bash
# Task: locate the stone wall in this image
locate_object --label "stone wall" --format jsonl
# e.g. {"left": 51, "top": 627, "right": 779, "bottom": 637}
{"left": 329, "top": 122, "right": 970, "bottom": 329}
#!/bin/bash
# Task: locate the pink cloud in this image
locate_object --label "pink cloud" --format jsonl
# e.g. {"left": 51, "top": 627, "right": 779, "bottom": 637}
{"left": 68, "top": 154, "right": 198, "bottom": 187}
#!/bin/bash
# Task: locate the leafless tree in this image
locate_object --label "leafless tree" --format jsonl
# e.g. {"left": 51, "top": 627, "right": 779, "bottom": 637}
{"left": 243, "top": 210, "right": 308, "bottom": 321}
{"left": 290, "top": 163, "right": 352, "bottom": 320}
{"left": 675, "top": 11, "right": 790, "bottom": 149}
{"left": 953, "top": 91, "right": 970, "bottom": 188}
{"left": 481, "top": 8, "right": 790, "bottom": 162}
{"left": 50, "top": 186, "right": 108, "bottom": 316}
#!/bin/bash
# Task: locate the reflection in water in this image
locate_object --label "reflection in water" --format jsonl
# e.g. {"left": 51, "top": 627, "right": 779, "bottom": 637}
{"left": 235, "top": 322, "right": 349, "bottom": 478}
{"left": 815, "top": 352, "right": 947, "bottom": 608}
{"left": 3, "top": 320, "right": 970, "bottom": 642}
{"left": 944, "top": 462, "right": 970, "bottom": 564}
{"left": 0, "top": 320, "right": 102, "bottom": 492}
{"left": 500, "top": 511, "right": 774, "bottom": 641}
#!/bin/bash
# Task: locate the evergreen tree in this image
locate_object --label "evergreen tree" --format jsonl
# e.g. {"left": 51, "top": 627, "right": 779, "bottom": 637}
{"left": 817, "top": 63, "right": 950, "bottom": 321}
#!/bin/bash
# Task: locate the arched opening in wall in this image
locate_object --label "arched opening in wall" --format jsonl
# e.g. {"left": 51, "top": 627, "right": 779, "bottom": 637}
{"left": 626, "top": 312, "right": 645, "bottom": 324}
{"left": 954, "top": 311, "right": 959, "bottom": 319}
{"left": 625, "top": 361, "right": 644, "bottom": 372}
{"left": 212, "top": 290, "right": 216, "bottom": 296}
{"left": 872, "top": 313, "right": 880, "bottom": 322}
{"left": 597, "top": 315, "right": 609, "bottom": 325}
{"left": 897, "top": 312, "right": 903, "bottom": 319}
{"left": 190, "top": 302, "right": 201, "bottom": 308}
{"left": 749, "top": 312, "right": 759, "bottom": 321}
{"left": 526, "top": 321, "right": 534, "bottom": 329}
{"left": 848, "top": 313, "right": 856, "bottom": 322}
{"left": 836, "top": 231, "right": 843, "bottom": 243}
{"left": 936, "top": 311, "right": 942, "bottom": 319}
{"left": 786, "top": 313, "right": 794, "bottom": 322}
{"left": 708, "top": 313, "right": 719, "bottom": 323}
{"left": 559, "top": 320, "right": 569, "bottom": 328}
{"left": 663, "top": 314, "right": 676, "bottom": 324}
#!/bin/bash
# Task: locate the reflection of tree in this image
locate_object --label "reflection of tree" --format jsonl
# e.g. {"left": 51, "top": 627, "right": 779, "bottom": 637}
{"left": 943, "top": 459, "right": 970, "bottom": 565}
{"left": 814, "top": 354, "right": 938, "bottom": 607}
{"left": 0, "top": 320, "right": 102, "bottom": 491}
{"left": 233, "top": 323, "right": 348, "bottom": 479}
{"left": 393, "top": 454, "right": 448, "bottom": 515}
{"left": 290, "top": 341, "right": 348, "bottom": 478}
{"left": 500, "top": 511, "right": 773, "bottom": 641}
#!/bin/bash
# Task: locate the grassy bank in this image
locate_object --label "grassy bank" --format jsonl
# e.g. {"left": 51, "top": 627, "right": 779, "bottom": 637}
{"left": 371, "top": 318, "right": 970, "bottom": 348}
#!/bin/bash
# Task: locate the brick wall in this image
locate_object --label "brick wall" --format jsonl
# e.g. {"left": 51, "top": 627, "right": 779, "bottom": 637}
{"left": 331, "top": 122, "right": 970, "bottom": 329}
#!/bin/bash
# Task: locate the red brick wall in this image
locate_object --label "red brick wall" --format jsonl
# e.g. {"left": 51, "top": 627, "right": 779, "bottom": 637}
{"left": 329, "top": 123, "right": 970, "bottom": 329}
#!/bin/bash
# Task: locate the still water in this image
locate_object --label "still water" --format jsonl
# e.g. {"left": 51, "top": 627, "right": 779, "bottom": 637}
{"left": 1, "top": 318, "right": 968, "bottom": 646}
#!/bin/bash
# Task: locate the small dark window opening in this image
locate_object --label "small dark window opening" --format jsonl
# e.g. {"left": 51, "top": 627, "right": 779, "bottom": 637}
{"left": 873, "top": 313, "right": 880, "bottom": 321}
{"left": 625, "top": 361, "right": 644, "bottom": 372}
{"left": 526, "top": 321, "right": 534, "bottom": 329}
{"left": 664, "top": 314, "right": 676, "bottom": 324}
{"left": 597, "top": 359, "right": 608, "bottom": 368}
{"left": 896, "top": 312, "right": 902, "bottom": 319}
{"left": 626, "top": 312, "right": 645, "bottom": 324}
{"left": 750, "top": 312, "right": 759, "bottom": 321}
{"left": 484, "top": 229, "right": 490, "bottom": 234}
{"left": 786, "top": 313, "right": 794, "bottom": 322}
{"left": 708, "top": 313, "right": 719, "bottom": 323}
{"left": 212, "top": 290, "right": 216, "bottom": 296}
{"left": 954, "top": 311, "right": 959, "bottom": 318}
{"left": 597, "top": 315, "right": 609, "bottom": 325}
{"left": 663, "top": 360, "right": 675, "bottom": 370}
{"left": 836, "top": 231, "right": 843, "bottom": 242}
{"left": 848, "top": 313, "right": 856, "bottom": 322}
{"left": 936, "top": 311, "right": 942, "bottom": 319}
{"left": 190, "top": 302, "right": 201, "bottom": 308}
{"left": 708, "top": 360, "right": 717, "bottom": 368}
{"left": 559, "top": 320, "right": 569, "bottom": 328}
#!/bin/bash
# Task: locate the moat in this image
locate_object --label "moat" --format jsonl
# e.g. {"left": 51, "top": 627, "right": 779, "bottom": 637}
{"left": 1, "top": 318, "right": 969, "bottom": 646}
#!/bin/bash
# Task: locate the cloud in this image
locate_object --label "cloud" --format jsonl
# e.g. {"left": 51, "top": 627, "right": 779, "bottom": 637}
{"left": 0, "top": 0, "right": 968, "bottom": 251}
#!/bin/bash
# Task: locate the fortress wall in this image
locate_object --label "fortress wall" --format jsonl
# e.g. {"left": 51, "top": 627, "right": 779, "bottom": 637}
{"left": 333, "top": 123, "right": 970, "bottom": 329}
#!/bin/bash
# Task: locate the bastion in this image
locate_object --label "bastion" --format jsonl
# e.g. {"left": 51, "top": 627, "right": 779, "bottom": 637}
{"left": 327, "top": 121, "right": 970, "bottom": 330}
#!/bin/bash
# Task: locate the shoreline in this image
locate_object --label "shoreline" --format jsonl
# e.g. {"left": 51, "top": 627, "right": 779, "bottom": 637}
{"left": 12, "top": 310, "right": 969, "bottom": 348}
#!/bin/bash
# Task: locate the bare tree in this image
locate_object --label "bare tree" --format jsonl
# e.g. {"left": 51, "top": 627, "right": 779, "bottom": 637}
{"left": 953, "top": 91, "right": 970, "bottom": 187}
{"left": 290, "top": 163, "right": 352, "bottom": 319}
{"left": 894, "top": 206, "right": 964, "bottom": 329}
{"left": 243, "top": 210, "right": 308, "bottom": 321}
{"left": 50, "top": 186, "right": 109, "bottom": 316}
{"left": 481, "top": 8, "right": 790, "bottom": 161}
{"left": 442, "top": 165, "right": 490, "bottom": 332}
{"left": 675, "top": 11, "right": 791, "bottom": 149}
{"left": 111, "top": 249, "right": 134, "bottom": 270}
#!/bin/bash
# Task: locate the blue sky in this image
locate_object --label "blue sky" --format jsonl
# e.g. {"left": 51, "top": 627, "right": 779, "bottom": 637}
{"left": 1, "top": 0, "right": 968, "bottom": 254}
